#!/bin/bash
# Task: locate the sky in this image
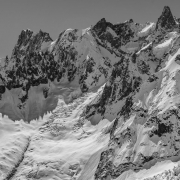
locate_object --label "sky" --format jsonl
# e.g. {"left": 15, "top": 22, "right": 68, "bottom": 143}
{"left": 0, "top": 0, "right": 180, "bottom": 57}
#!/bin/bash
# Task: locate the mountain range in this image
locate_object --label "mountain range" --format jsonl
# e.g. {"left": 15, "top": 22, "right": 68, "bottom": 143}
{"left": 0, "top": 5, "right": 180, "bottom": 180}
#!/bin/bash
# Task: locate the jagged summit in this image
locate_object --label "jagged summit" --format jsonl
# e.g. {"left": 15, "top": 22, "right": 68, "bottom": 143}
{"left": 16, "top": 29, "right": 33, "bottom": 47}
{"left": 92, "top": 18, "right": 113, "bottom": 35}
{"left": 93, "top": 17, "right": 134, "bottom": 34}
{"left": 12, "top": 29, "right": 52, "bottom": 58}
{"left": 15, "top": 29, "right": 52, "bottom": 48}
{"left": 156, "top": 6, "right": 177, "bottom": 30}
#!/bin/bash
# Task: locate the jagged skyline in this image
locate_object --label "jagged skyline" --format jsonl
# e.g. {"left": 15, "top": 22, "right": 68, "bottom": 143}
{"left": 0, "top": 0, "right": 180, "bottom": 58}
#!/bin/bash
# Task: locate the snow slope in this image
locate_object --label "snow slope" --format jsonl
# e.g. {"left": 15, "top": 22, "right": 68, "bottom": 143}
{"left": 138, "top": 22, "right": 155, "bottom": 37}
{"left": 0, "top": 92, "right": 111, "bottom": 180}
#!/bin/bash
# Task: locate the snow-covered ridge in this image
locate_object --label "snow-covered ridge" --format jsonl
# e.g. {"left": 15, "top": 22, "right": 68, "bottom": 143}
{"left": 0, "top": 13, "right": 146, "bottom": 121}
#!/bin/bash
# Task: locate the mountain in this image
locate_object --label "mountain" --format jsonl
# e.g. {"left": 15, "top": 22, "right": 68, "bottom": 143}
{"left": 1, "top": 5, "right": 180, "bottom": 180}
{"left": 0, "top": 20, "right": 140, "bottom": 121}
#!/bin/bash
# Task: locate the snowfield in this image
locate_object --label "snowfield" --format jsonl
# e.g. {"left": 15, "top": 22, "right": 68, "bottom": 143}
{"left": 137, "top": 22, "right": 155, "bottom": 37}
{"left": 1, "top": 91, "right": 180, "bottom": 180}
{"left": 0, "top": 92, "right": 111, "bottom": 180}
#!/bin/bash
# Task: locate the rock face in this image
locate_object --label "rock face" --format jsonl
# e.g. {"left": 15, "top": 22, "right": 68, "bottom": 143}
{"left": 1, "top": 5, "right": 180, "bottom": 180}
{"left": 156, "top": 6, "right": 177, "bottom": 31}
{"left": 83, "top": 6, "right": 180, "bottom": 179}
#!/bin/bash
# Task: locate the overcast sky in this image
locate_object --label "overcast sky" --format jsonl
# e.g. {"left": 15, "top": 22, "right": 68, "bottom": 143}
{"left": 0, "top": 0, "right": 180, "bottom": 57}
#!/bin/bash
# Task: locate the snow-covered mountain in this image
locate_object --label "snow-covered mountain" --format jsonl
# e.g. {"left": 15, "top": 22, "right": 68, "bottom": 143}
{"left": 1, "top": 5, "right": 180, "bottom": 180}
{"left": 0, "top": 18, "right": 141, "bottom": 121}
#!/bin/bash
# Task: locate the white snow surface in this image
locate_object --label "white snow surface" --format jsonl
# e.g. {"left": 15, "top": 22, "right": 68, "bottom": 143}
{"left": 153, "top": 32, "right": 178, "bottom": 58}
{"left": 137, "top": 22, "right": 155, "bottom": 37}
{"left": 0, "top": 92, "right": 110, "bottom": 180}
{"left": 1, "top": 86, "right": 180, "bottom": 179}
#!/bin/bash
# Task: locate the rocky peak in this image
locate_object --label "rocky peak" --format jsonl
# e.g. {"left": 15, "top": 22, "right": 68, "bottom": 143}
{"left": 36, "top": 29, "right": 53, "bottom": 42}
{"left": 92, "top": 18, "right": 113, "bottom": 35}
{"left": 125, "top": 18, "right": 134, "bottom": 24}
{"left": 16, "top": 29, "right": 33, "bottom": 48}
{"left": 11, "top": 29, "right": 52, "bottom": 58}
{"left": 112, "top": 19, "right": 134, "bottom": 36}
{"left": 91, "top": 18, "right": 137, "bottom": 51}
{"left": 156, "top": 6, "right": 177, "bottom": 30}
{"left": 93, "top": 18, "right": 135, "bottom": 37}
